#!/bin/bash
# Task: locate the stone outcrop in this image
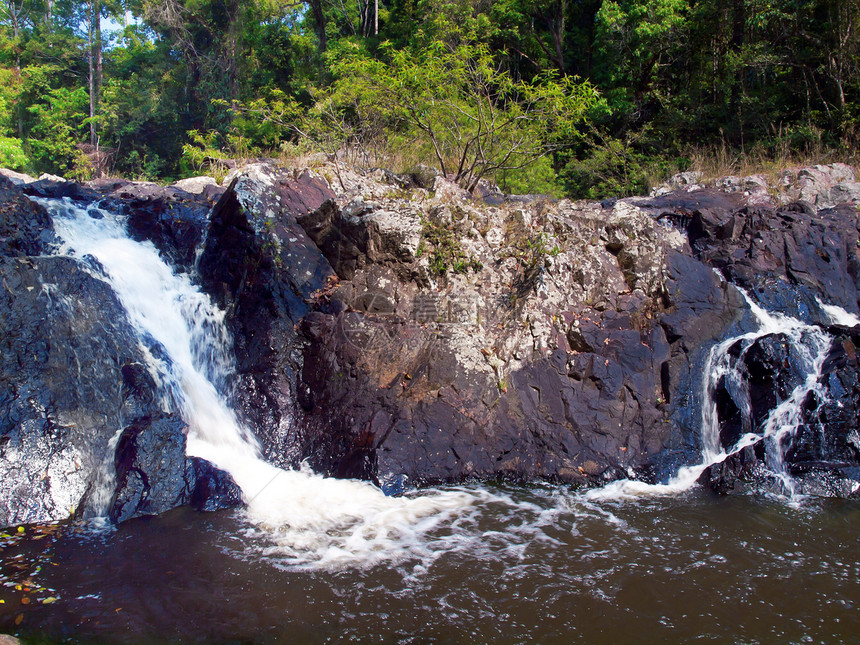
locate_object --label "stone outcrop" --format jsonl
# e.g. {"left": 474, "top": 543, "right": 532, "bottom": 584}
{"left": 110, "top": 414, "right": 243, "bottom": 523}
{"left": 195, "top": 165, "right": 746, "bottom": 490}
{"left": 195, "top": 161, "right": 860, "bottom": 496}
{"left": 653, "top": 162, "right": 860, "bottom": 211}
{"left": 3, "top": 156, "right": 860, "bottom": 524}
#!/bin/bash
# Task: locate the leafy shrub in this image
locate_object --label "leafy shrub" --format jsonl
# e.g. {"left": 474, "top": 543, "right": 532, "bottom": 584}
{"left": 0, "top": 136, "right": 28, "bottom": 171}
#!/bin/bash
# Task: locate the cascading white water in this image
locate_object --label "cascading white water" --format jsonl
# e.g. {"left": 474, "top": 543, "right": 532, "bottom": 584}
{"left": 42, "top": 197, "right": 500, "bottom": 569}
{"left": 701, "top": 290, "right": 832, "bottom": 496}
{"left": 819, "top": 300, "right": 860, "bottom": 327}
{"left": 587, "top": 287, "right": 833, "bottom": 501}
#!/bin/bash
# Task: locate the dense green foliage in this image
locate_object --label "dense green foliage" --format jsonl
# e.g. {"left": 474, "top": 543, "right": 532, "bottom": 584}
{"left": 0, "top": 0, "right": 856, "bottom": 196}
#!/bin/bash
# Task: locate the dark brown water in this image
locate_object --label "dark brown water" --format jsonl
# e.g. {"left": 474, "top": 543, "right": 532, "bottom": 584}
{"left": 2, "top": 485, "right": 858, "bottom": 644}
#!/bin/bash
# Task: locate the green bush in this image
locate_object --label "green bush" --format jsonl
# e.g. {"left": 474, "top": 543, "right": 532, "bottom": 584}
{"left": 27, "top": 86, "right": 89, "bottom": 175}
{"left": 0, "top": 137, "right": 29, "bottom": 171}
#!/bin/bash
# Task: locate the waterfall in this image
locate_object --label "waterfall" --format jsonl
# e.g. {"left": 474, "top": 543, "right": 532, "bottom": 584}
{"left": 699, "top": 290, "right": 832, "bottom": 496}
{"left": 42, "top": 197, "right": 488, "bottom": 568}
{"left": 587, "top": 287, "right": 832, "bottom": 500}
{"left": 35, "top": 194, "right": 843, "bottom": 543}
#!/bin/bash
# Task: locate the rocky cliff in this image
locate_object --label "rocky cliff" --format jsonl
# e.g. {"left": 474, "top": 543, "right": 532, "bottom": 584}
{"left": 188, "top": 161, "right": 860, "bottom": 495}
{"left": 1, "top": 160, "right": 859, "bottom": 527}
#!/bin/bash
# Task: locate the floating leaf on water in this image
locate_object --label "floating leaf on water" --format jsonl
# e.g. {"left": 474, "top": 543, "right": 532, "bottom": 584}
{"left": 20, "top": 597, "right": 30, "bottom": 605}
{"left": 41, "top": 597, "right": 58, "bottom": 604}
{"left": 16, "top": 527, "right": 24, "bottom": 534}
{"left": 14, "top": 614, "right": 23, "bottom": 625}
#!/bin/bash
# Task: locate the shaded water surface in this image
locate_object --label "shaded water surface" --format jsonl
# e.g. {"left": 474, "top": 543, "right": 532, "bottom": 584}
{"left": 2, "top": 486, "right": 858, "bottom": 643}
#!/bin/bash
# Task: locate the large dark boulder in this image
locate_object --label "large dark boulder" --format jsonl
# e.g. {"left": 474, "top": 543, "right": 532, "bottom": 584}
{"left": 0, "top": 253, "right": 159, "bottom": 526}
{"left": 196, "top": 164, "right": 336, "bottom": 466}
{"left": 108, "top": 183, "right": 214, "bottom": 272}
{"left": 110, "top": 414, "right": 242, "bottom": 523}
{"left": 294, "top": 261, "right": 734, "bottom": 491}
{"left": 698, "top": 324, "right": 860, "bottom": 496}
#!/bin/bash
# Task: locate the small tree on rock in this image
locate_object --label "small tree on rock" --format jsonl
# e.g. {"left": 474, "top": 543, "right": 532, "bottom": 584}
{"left": 317, "top": 36, "right": 598, "bottom": 191}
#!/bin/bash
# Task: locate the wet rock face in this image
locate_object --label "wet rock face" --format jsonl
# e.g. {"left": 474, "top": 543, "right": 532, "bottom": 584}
{"left": 698, "top": 326, "right": 860, "bottom": 497}
{"left": 113, "top": 186, "right": 214, "bottom": 272}
{"left": 196, "top": 165, "right": 336, "bottom": 466}
{"left": 0, "top": 252, "right": 153, "bottom": 527}
{"left": 639, "top": 184, "right": 860, "bottom": 496}
{"left": 702, "top": 444, "right": 773, "bottom": 496}
{"left": 787, "top": 328, "right": 860, "bottom": 496}
{"left": 96, "top": 181, "right": 219, "bottom": 273}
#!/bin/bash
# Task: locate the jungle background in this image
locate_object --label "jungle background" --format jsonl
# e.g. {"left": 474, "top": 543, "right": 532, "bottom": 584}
{"left": 0, "top": 0, "right": 856, "bottom": 197}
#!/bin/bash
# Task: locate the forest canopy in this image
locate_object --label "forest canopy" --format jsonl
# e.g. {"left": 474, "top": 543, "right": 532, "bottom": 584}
{"left": 0, "top": 0, "right": 856, "bottom": 197}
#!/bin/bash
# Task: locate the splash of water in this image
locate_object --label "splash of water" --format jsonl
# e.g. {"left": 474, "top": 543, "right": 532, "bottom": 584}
{"left": 819, "top": 300, "right": 860, "bottom": 327}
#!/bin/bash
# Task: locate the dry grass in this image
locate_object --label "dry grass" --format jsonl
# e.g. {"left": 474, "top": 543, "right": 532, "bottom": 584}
{"left": 685, "top": 126, "right": 859, "bottom": 184}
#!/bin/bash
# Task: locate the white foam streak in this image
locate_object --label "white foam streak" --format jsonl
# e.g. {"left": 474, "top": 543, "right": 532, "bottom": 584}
{"left": 819, "top": 301, "right": 860, "bottom": 327}
{"left": 582, "top": 463, "right": 709, "bottom": 501}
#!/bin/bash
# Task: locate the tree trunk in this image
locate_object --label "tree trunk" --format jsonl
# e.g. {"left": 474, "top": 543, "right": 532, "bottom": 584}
{"left": 88, "top": 2, "right": 96, "bottom": 150}
{"left": 224, "top": 0, "right": 240, "bottom": 102}
{"left": 729, "top": 0, "right": 745, "bottom": 143}
{"left": 95, "top": 0, "right": 102, "bottom": 140}
{"left": 553, "top": 0, "right": 566, "bottom": 75}
{"left": 6, "top": 0, "right": 23, "bottom": 140}
{"left": 359, "top": 0, "right": 368, "bottom": 37}
{"left": 307, "top": 0, "right": 327, "bottom": 52}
